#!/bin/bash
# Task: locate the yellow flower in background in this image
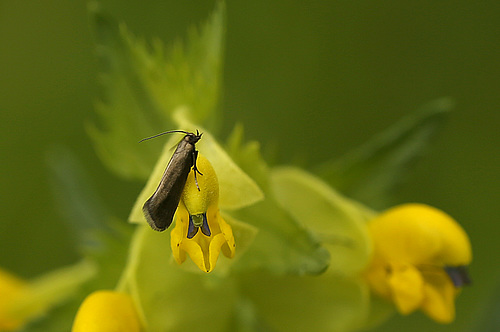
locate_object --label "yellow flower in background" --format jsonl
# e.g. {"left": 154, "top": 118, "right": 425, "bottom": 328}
{"left": 72, "top": 290, "right": 142, "bottom": 332}
{"left": 364, "top": 203, "right": 472, "bottom": 323}
{"left": 1, "top": 261, "right": 96, "bottom": 331}
{"left": 0, "top": 269, "right": 29, "bottom": 331}
{"left": 170, "top": 154, "right": 235, "bottom": 273}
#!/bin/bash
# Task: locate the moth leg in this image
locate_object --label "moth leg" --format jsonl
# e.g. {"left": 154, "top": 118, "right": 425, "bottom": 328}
{"left": 192, "top": 150, "right": 203, "bottom": 191}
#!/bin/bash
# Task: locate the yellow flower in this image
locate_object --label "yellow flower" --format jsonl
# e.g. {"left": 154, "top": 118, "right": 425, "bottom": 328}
{"left": 72, "top": 290, "right": 142, "bottom": 332}
{"left": 0, "top": 261, "right": 95, "bottom": 331}
{"left": 0, "top": 268, "right": 29, "bottom": 331}
{"left": 364, "top": 203, "right": 472, "bottom": 323}
{"left": 170, "top": 154, "right": 235, "bottom": 273}
{"left": 128, "top": 123, "right": 263, "bottom": 275}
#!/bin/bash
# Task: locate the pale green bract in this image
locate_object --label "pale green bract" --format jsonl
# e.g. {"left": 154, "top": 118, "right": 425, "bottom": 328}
{"left": 270, "top": 167, "right": 375, "bottom": 275}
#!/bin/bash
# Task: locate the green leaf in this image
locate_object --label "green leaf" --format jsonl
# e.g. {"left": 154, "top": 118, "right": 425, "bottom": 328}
{"left": 271, "top": 167, "right": 374, "bottom": 276}
{"left": 87, "top": 1, "right": 225, "bottom": 180}
{"left": 240, "top": 272, "right": 370, "bottom": 332}
{"left": 315, "top": 98, "right": 453, "bottom": 209}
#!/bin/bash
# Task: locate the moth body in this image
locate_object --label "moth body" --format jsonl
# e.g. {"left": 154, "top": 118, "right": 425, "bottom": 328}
{"left": 142, "top": 131, "right": 202, "bottom": 231}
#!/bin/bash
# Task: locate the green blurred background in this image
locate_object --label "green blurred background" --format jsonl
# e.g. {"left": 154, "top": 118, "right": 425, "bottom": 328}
{"left": 1, "top": 1, "right": 498, "bottom": 331}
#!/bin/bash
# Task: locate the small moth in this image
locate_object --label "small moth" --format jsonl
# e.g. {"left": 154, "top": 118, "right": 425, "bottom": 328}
{"left": 140, "top": 130, "right": 203, "bottom": 232}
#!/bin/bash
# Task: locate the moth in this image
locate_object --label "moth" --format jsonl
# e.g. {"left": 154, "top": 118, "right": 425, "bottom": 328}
{"left": 141, "top": 130, "right": 203, "bottom": 232}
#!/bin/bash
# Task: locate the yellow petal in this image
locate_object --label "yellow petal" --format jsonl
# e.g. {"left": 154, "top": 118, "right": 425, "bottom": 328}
{"left": 364, "top": 260, "right": 392, "bottom": 300}
{"left": 369, "top": 203, "right": 471, "bottom": 266}
{"left": 170, "top": 219, "right": 187, "bottom": 265}
{"left": 421, "top": 269, "right": 457, "bottom": 323}
{"left": 217, "top": 210, "right": 236, "bottom": 259}
{"left": 0, "top": 269, "right": 29, "bottom": 331}
{"left": 72, "top": 290, "right": 142, "bottom": 332}
{"left": 179, "top": 237, "right": 210, "bottom": 272}
{"left": 171, "top": 204, "right": 235, "bottom": 273}
{"left": 387, "top": 263, "right": 424, "bottom": 315}
{"left": 208, "top": 234, "right": 231, "bottom": 270}
{"left": 181, "top": 154, "right": 219, "bottom": 214}
{"left": 365, "top": 203, "right": 471, "bottom": 324}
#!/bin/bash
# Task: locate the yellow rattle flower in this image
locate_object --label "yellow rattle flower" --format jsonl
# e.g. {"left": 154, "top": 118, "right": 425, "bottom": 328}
{"left": 0, "top": 269, "right": 29, "bottom": 331}
{"left": 170, "top": 154, "right": 235, "bottom": 273}
{"left": 364, "top": 203, "right": 472, "bottom": 323}
{"left": 72, "top": 290, "right": 142, "bottom": 332}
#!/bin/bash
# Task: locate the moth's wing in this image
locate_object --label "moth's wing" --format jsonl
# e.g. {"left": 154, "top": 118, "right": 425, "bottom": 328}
{"left": 143, "top": 143, "right": 193, "bottom": 231}
{"left": 143, "top": 189, "right": 182, "bottom": 231}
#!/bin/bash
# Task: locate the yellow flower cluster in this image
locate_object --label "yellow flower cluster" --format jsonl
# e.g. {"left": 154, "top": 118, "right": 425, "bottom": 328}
{"left": 364, "top": 203, "right": 472, "bottom": 323}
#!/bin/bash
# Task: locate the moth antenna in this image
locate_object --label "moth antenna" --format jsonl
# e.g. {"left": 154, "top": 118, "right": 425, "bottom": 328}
{"left": 139, "top": 130, "right": 192, "bottom": 143}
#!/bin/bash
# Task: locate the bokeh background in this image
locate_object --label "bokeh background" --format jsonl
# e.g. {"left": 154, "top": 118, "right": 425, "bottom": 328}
{"left": 1, "top": 1, "right": 498, "bottom": 331}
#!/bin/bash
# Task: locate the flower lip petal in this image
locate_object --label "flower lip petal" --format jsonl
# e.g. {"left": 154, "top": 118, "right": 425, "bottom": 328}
{"left": 420, "top": 269, "right": 457, "bottom": 324}
{"left": 387, "top": 263, "right": 424, "bottom": 315}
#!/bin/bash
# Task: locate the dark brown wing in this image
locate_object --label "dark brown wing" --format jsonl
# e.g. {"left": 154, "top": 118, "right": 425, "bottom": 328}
{"left": 143, "top": 139, "right": 194, "bottom": 231}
